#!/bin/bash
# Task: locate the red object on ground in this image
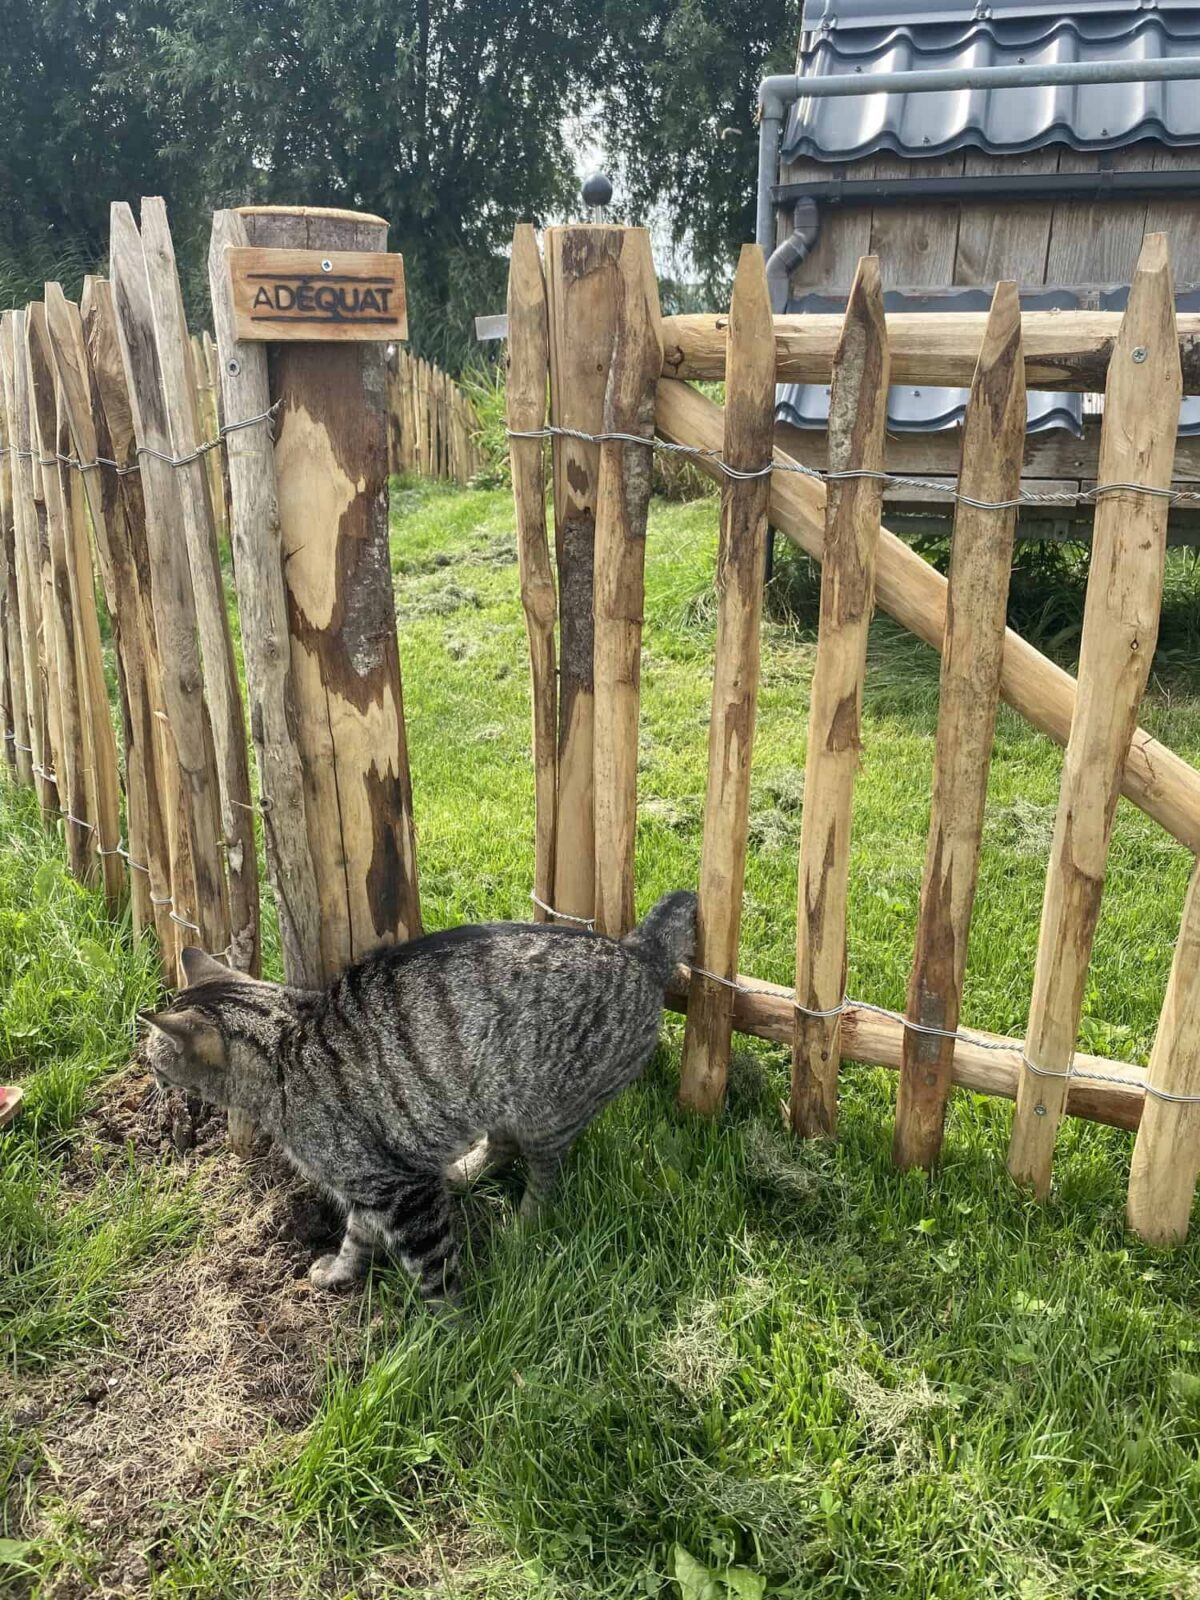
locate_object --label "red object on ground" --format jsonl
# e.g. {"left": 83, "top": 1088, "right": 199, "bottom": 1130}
{"left": 0, "top": 1085, "right": 25, "bottom": 1128}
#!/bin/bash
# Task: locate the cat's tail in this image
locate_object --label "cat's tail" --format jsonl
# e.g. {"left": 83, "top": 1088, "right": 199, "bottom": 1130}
{"left": 621, "top": 890, "right": 698, "bottom": 989}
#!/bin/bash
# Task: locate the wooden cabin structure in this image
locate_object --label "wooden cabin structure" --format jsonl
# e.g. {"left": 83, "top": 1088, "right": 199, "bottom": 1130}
{"left": 768, "top": 0, "right": 1200, "bottom": 535}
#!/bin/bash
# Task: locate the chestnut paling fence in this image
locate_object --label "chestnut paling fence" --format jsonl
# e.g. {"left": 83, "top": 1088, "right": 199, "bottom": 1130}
{"left": 386, "top": 344, "right": 485, "bottom": 485}
{"left": 3, "top": 201, "right": 1200, "bottom": 1245}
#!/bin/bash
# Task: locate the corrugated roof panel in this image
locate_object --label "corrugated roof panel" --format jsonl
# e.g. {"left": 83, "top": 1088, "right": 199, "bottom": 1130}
{"left": 783, "top": 10, "right": 1200, "bottom": 161}
{"left": 801, "top": 0, "right": 1198, "bottom": 33}
{"left": 776, "top": 383, "right": 1084, "bottom": 433}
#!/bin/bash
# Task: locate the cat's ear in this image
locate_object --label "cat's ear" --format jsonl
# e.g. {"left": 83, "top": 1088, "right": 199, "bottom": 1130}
{"left": 178, "top": 947, "right": 252, "bottom": 989}
{"left": 137, "top": 1007, "right": 226, "bottom": 1069}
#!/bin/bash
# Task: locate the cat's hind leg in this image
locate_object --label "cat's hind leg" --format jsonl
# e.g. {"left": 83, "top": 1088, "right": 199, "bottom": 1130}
{"left": 517, "top": 1130, "right": 576, "bottom": 1223}
{"left": 309, "top": 1208, "right": 378, "bottom": 1290}
{"left": 379, "top": 1173, "right": 462, "bottom": 1306}
{"left": 444, "top": 1132, "right": 520, "bottom": 1191}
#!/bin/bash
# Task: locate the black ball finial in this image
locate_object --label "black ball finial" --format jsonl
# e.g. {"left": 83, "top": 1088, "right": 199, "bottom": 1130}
{"left": 581, "top": 171, "right": 613, "bottom": 210}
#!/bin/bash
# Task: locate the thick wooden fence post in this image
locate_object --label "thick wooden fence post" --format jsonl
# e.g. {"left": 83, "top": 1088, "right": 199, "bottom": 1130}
{"left": 26, "top": 304, "right": 92, "bottom": 880}
{"left": 236, "top": 204, "right": 420, "bottom": 978}
{"left": 592, "top": 229, "right": 663, "bottom": 939}
{"left": 140, "top": 198, "right": 260, "bottom": 976}
{"left": 892, "top": 283, "right": 1024, "bottom": 1171}
{"left": 110, "top": 202, "right": 230, "bottom": 968}
{"left": 1127, "top": 858, "right": 1200, "bottom": 1244}
{"left": 791, "top": 257, "right": 890, "bottom": 1138}
{"left": 81, "top": 276, "right": 179, "bottom": 958}
{"left": 505, "top": 224, "right": 558, "bottom": 925}
{"left": 1008, "top": 234, "right": 1180, "bottom": 1198}
{"left": 208, "top": 208, "right": 324, "bottom": 989}
{"left": 677, "top": 246, "right": 775, "bottom": 1116}
{"left": 46, "top": 283, "right": 158, "bottom": 936}
{"left": 543, "top": 224, "right": 625, "bottom": 926}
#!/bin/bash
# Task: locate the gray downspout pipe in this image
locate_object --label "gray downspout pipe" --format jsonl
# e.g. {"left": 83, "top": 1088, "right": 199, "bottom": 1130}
{"left": 766, "top": 198, "right": 820, "bottom": 313}
{"left": 756, "top": 107, "right": 784, "bottom": 253}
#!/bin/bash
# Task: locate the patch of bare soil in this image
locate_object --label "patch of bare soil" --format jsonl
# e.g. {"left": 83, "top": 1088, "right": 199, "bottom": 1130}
{"left": 5, "top": 1071, "right": 364, "bottom": 1597}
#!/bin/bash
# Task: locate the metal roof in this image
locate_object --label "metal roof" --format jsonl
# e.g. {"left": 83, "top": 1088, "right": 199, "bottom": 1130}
{"left": 776, "top": 286, "right": 1200, "bottom": 436}
{"left": 784, "top": 2, "right": 1200, "bottom": 162}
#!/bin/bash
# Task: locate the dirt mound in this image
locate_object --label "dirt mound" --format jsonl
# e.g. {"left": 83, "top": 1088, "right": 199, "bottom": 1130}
{"left": 6, "top": 1072, "right": 360, "bottom": 1597}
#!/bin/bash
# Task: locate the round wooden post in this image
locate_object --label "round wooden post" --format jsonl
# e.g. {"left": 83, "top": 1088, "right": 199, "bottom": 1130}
{"left": 235, "top": 205, "right": 420, "bottom": 979}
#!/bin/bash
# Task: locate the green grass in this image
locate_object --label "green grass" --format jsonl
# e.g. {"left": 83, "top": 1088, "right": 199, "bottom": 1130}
{"left": 5, "top": 479, "right": 1200, "bottom": 1597}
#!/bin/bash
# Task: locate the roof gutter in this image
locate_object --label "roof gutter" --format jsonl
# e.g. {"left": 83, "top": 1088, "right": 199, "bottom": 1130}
{"left": 756, "top": 52, "right": 1200, "bottom": 251}
{"left": 771, "top": 169, "right": 1200, "bottom": 208}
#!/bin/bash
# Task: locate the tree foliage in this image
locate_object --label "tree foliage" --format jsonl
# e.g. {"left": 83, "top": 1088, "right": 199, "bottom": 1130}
{"left": 0, "top": 0, "right": 801, "bottom": 360}
{"left": 597, "top": 0, "right": 802, "bottom": 297}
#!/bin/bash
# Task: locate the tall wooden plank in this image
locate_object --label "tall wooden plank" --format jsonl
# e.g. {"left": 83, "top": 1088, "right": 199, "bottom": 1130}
{"left": 892, "top": 284, "right": 1024, "bottom": 1171}
{"left": 46, "top": 283, "right": 158, "bottom": 936}
{"left": 1127, "top": 859, "right": 1200, "bottom": 1245}
{"left": 140, "top": 198, "right": 260, "bottom": 975}
{"left": 1008, "top": 235, "right": 1180, "bottom": 1198}
{"left": 954, "top": 152, "right": 1060, "bottom": 285}
{"left": 54, "top": 342, "right": 125, "bottom": 912}
{"left": 544, "top": 224, "right": 625, "bottom": 924}
{"left": 677, "top": 247, "right": 775, "bottom": 1117}
{"left": 27, "top": 304, "right": 92, "bottom": 879}
{"left": 592, "top": 229, "right": 663, "bottom": 938}
{"left": 1045, "top": 151, "right": 1152, "bottom": 286}
{"left": 110, "top": 202, "right": 231, "bottom": 965}
{"left": 209, "top": 209, "right": 324, "bottom": 988}
{"left": 869, "top": 155, "right": 966, "bottom": 289}
{"left": 81, "top": 276, "right": 178, "bottom": 957}
{"left": 505, "top": 225, "right": 558, "bottom": 926}
{"left": 785, "top": 158, "right": 877, "bottom": 292}
{"left": 238, "top": 203, "right": 421, "bottom": 977}
{"left": 655, "top": 380, "right": 1200, "bottom": 855}
{"left": 4, "top": 312, "right": 57, "bottom": 819}
{"left": 0, "top": 334, "right": 31, "bottom": 784}
{"left": 191, "top": 330, "right": 228, "bottom": 546}
{"left": 791, "top": 257, "right": 890, "bottom": 1138}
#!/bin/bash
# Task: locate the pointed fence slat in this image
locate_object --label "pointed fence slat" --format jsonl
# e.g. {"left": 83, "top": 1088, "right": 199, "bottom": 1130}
{"left": 592, "top": 229, "right": 663, "bottom": 938}
{"left": 27, "top": 304, "right": 92, "bottom": 880}
{"left": 1008, "top": 234, "right": 1181, "bottom": 1198}
{"left": 81, "top": 276, "right": 179, "bottom": 957}
{"left": 677, "top": 245, "right": 776, "bottom": 1117}
{"left": 505, "top": 224, "right": 558, "bottom": 925}
{"left": 110, "top": 201, "right": 230, "bottom": 967}
{"left": 1127, "top": 858, "right": 1200, "bottom": 1244}
{"left": 140, "top": 197, "right": 259, "bottom": 976}
{"left": 209, "top": 208, "right": 323, "bottom": 989}
{"left": 4, "top": 311, "right": 57, "bottom": 818}
{"left": 791, "top": 256, "right": 890, "bottom": 1138}
{"left": 0, "top": 329, "right": 31, "bottom": 785}
{"left": 54, "top": 330, "right": 125, "bottom": 912}
{"left": 46, "top": 283, "right": 157, "bottom": 936}
{"left": 892, "top": 282, "right": 1024, "bottom": 1171}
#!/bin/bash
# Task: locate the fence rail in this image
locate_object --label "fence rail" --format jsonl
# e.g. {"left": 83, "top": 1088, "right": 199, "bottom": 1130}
{"left": 3, "top": 202, "right": 1200, "bottom": 1247}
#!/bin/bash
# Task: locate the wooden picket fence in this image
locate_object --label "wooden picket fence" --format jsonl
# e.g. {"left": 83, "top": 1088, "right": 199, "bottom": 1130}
{"left": 4, "top": 198, "right": 1200, "bottom": 1249}
{"left": 507, "top": 221, "right": 1200, "bottom": 1247}
{"left": 386, "top": 345, "right": 484, "bottom": 483}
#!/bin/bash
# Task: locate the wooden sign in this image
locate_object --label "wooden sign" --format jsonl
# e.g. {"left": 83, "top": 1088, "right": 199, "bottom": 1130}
{"left": 226, "top": 248, "right": 407, "bottom": 342}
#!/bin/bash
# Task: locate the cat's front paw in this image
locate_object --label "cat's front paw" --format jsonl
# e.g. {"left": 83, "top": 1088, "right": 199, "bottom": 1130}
{"left": 309, "top": 1252, "right": 358, "bottom": 1292}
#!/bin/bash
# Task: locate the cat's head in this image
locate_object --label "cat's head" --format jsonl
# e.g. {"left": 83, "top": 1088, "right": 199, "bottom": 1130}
{"left": 138, "top": 948, "right": 281, "bottom": 1106}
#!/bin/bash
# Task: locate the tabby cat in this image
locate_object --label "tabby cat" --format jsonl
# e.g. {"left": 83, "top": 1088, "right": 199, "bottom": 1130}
{"left": 139, "top": 891, "right": 697, "bottom": 1306}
